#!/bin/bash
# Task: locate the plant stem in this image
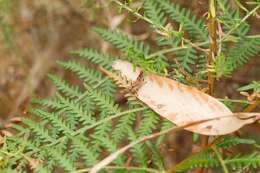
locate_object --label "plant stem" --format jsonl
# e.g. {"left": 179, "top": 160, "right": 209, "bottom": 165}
{"left": 212, "top": 145, "right": 229, "bottom": 173}
{"left": 148, "top": 41, "right": 209, "bottom": 59}
{"left": 207, "top": 0, "right": 217, "bottom": 96}
{"left": 198, "top": 1, "right": 218, "bottom": 173}
{"left": 74, "top": 166, "right": 162, "bottom": 173}
{"left": 217, "top": 98, "right": 252, "bottom": 104}
{"left": 148, "top": 32, "right": 260, "bottom": 58}
{"left": 243, "top": 100, "right": 260, "bottom": 112}
{"left": 72, "top": 107, "right": 147, "bottom": 135}
{"left": 247, "top": 34, "right": 260, "bottom": 39}
{"left": 148, "top": 46, "right": 188, "bottom": 59}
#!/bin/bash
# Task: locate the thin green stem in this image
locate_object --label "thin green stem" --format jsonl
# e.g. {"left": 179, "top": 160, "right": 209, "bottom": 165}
{"left": 212, "top": 146, "right": 229, "bottom": 173}
{"left": 74, "top": 166, "right": 162, "bottom": 173}
{"left": 217, "top": 98, "right": 252, "bottom": 104}
{"left": 246, "top": 34, "right": 260, "bottom": 39}
{"left": 234, "top": 0, "right": 249, "bottom": 13}
{"left": 221, "top": 4, "right": 260, "bottom": 41}
{"left": 148, "top": 32, "right": 260, "bottom": 59}
{"left": 148, "top": 46, "right": 188, "bottom": 59}
{"left": 147, "top": 41, "right": 209, "bottom": 59}
{"left": 72, "top": 107, "right": 147, "bottom": 135}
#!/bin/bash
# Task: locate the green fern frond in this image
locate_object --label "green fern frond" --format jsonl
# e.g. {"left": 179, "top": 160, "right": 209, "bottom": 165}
{"left": 50, "top": 148, "right": 76, "bottom": 172}
{"left": 144, "top": 0, "right": 167, "bottom": 28}
{"left": 112, "top": 112, "right": 136, "bottom": 143}
{"left": 146, "top": 142, "right": 165, "bottom": 170}
{"left": 70, "top": 48, "right": 114, "bottom": 70}
{"left": 32, "top": 98, "right": 64, "bottom": 110}
{"left": 225, "top": 152, "right": 260, "bottom": 170}
{"left": 33, "top": 89, "right": 105, "bottom": 132}
{"left": 156, "top": 35, "right": 181, "bottom": 47}
{"left": 157, "top": 0, "right": 208, "bottom": 40}
{"left": 93, "top": 27, "right": 170, "bottom": 74}
{"left": 128, "top": 128, "right": 149, "bottom": 167}
{"left": 58, "top": 60, "right": 116, "bottom": 96}
{"left": 111, "top": 99, "right": 148, "bottom": 144}
{"left": 67, "top": 145, "right": 80, "bottom": 163}
{"left": 32, "top": 97, "right": 78, "bottom": 130}
{"left": 175, "top": 151, "right": 218, "bottom": 172}
{"left": 212, "top": 54, "right": 233, "bottom": 78}
{"left": 175, "top": 151, "right": 260, "bottom": 172}
{"left": 93, "top": 27, "right": 169, "bottom": 74}
{"left": 57, "top": 60, "right": 103, "bottom": 85}
{"left": 217, "top": 0, "right": 250, "bottom": 36}
{"left": 93, "top": 27, "right": 150, "bottom": 56}
{"left": 30, "top": 109, "right": 73, "bottom": 135}
{"left": 48, "top": 74, "right": 82, "bottom": 98}
{"left": 89, "top": 89, "right": 121, "bottom": 115}
{"left": 9, "top": 136, "right": 41, "bottom": 157}
{"left": 226, "top": 38, "right": 260, "bottom": 72}
{"left": 95, "top": 135, "right": 126, "bottom": 166}
{"left": 21, "top": 118, "right": 53, "bottom": 143}
{"left": 86, "top": 89, "right": 120, "bottom": 152}
{"left": 54, "top": 94, "right": 95, "bottom": 126}
{"left": 217, "top": 136, "right": 257, "bottom": 149}
{"left": 138, "top": 109, "right": 160, "bottom": 136}
{"left": 70, "top": 137, "right": 99, "bottom": 166}
{"left": 175, "top": 46, "right": 197, "bottom": 73}
{"left": 238, "top": 81, "right": 260, "bottom": 93}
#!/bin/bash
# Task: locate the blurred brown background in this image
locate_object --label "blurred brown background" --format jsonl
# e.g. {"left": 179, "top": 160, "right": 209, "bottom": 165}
{"left": 0, "top": 0, "right": 259, "bottom": 128}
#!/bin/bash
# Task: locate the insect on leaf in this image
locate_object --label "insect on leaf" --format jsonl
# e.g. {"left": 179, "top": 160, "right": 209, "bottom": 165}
{"left": 112, "top": 60, "right": 259, "bottom": 135}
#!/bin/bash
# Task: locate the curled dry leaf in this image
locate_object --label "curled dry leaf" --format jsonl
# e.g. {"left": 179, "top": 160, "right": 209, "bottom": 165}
{"left": 112, "top": 60, "right": 259, "bottom": 136}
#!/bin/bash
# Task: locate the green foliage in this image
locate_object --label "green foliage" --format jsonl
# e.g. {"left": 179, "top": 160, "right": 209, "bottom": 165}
{"left": 0, "top": 18, "right": 13, "bottom": 47}
{"left": 175, "top": 136, "right": 259, "bottom": 172}
{"left": 93, "top": 27, "right": 150, "bottom": 57}
{"left": 93, "top": 27, "right": 168, "bottom": 74}
{"left": 0, "top": 0, "right": 14, "bottom": 48}
{"left": 212, "top": 37, "right": 260, "bottom": 78}
{"left": 70, "top": 48, "right": 115, "bottom": 70}
{"left": 48, "top": 74, "right": 82, "bottom": 98}
{"left": 217, "top": 136, "right": 258, "bottom": 149}
{"left": 239, "top": 81, "right": 260, "bottom": 93}
{"left": 175, "top": 46, "right": 197, "bottom": 73}
{"left": 175, "top": 151, "right": 260, "bottom": 172}
{"left": 213, "top": 54, "right": 233, "bottom": 78}
{"left": 144, "top": 0, "right": 167, "bottom": 28}
{"left": 0, "top": 136, "right": 27, "bottom": 170}
{"left": 217, "top": 0, "right": 250, "bottom": 36}
{"left": 1, "top": 0, "right": 260, "bottom": 173}
{"left": 58, "top": 60, "right": 107, "bottom": 85}
{"left": 157, "top": 0, "right": 208, "bottom": 41}
{"left": 226, "top": 38, "right": 260, "bottom": 72}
